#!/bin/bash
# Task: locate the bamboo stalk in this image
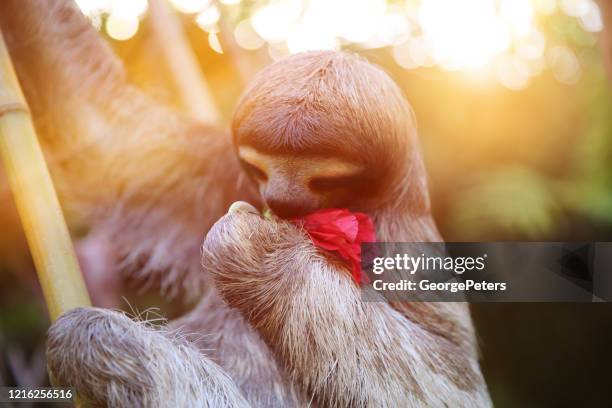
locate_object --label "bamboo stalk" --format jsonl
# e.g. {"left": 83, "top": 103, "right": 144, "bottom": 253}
{"left": 0, "top": 29, "right": 91, "bottom": 321}
{"left": 599, "top": 0, "right": 612, "bottom": 80}
{"left": 149, "top": 0, "right": 221, "bottom": 124}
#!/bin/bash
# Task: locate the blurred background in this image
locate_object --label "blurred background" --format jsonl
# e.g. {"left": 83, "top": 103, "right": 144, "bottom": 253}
{"left": 1, "top": 0, "right": 611, "bottom": 406}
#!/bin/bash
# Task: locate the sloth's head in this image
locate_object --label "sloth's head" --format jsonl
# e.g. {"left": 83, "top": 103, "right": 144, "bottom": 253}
{"left": 232, "top": 51, "right": 418, "bottom": 219}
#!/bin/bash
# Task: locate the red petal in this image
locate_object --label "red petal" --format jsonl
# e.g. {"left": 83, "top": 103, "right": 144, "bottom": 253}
{"left": 355, "top": 213, "right": 376, "bottom": 243}
{"left": 293, "top": 208, "right": 376, "bottom": 286}
{"left": 332, "top": 214, "right": 358, "bottom": 241}
{"left": 302, "top": 208, "right": 347, "bottom": 225}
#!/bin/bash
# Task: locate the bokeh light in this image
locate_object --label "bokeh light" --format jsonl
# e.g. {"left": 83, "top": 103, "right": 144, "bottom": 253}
{"left": 111, "top": 0, "right": 149, "bottom": 18}
{"left": 195, "top": 5, "right": 221, "bottom": 30}
{"left": 6, "top": 6, "right": 612, "bottom": 405}
{"left": 234, "top": 20, "right": 266, "bottom": 50}
{"left": 75, "top": 0, "right": 604, "bottom": 90}
{"left": 169, "top": 0, "right": 211, "bottom": 14}
{"left": 251, "top": 1, "right": 302, "bottom": 43}
{"left": 105, "top": 11, "right": 140, "bottom": 41}
{"left": 208, "top": 31, "right": 224, "bottom": 54}
{"left": 547, "top": 45, "right": 582, "bottom": 84}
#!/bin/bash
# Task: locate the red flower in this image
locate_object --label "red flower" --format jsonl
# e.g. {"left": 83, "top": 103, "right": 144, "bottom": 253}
{"left": 293, "top": 208, "right": 376, "bottom": 285}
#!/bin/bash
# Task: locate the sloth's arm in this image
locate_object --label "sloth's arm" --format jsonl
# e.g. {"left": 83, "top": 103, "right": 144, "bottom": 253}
{"left": 0, "top": 0, "right": 258, "bottom": 300}
{"left": 47, "top": 288, "right": 304, "bottom": 407}
{"left": 46, "top": 308, "right": 250, "bottom": 408}
{"left": 202, "top": 209, "right": 491, "bottom": 407}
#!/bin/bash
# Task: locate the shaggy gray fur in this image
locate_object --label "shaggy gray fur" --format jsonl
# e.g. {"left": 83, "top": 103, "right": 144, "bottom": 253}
{"left": 47, "top": 308, "right": 250, "bottom": 407}
{"left": 1, "top": 1, "right": 492, "bottom": 406}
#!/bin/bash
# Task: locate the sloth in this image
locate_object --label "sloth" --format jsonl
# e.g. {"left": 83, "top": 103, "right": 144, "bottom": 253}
{"left": 48, "top": 48, "right": 491, "bottom": 408}
{"left": 1, "top": 0, "right": 491, "bottom": 406}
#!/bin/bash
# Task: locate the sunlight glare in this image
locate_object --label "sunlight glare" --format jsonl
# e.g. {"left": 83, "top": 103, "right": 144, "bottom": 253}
{"left": 105, "top": 12, "right": 139, "bottom": 41}
{"left": 196, "top": 5, "right": 221, "bottom": 29}
{"left": 392, "top": 36, "right": 433, "bottom": 69}
{"left": 516, "top": 29, "right": 546, "bottom": 60}
{"left": 496, "top": 55, "right": 531, "bottom": 90}
{"left": 579, "top": 1, "right": 604, "bottom": 32}
{"left": 170, "top": 0, "right": 211, "bottom": 14}
{"left": 548, "top": 46, "right": 582, "bottom": 84}
{"left": 234, "top": 20, "right": 266, "bottom": 50}
{"left": 560, "top": 0, "right": 591, "bottom": 17}
{"left": 419, "top": 0, "right": 511, "bottom": 71}
{"left": 500, "top": 0, "right": 534, "bottom": 37}
{"left": 110, "top": 0, "right": 148, "bottom": 18}
{"left": 532, "top": 0, "right": 558, "bottom": 14}
{"left": 366, "top": 6, "right": 411, "bottom": 48}
{"left": 78, "top": 0, "right": 598, "bottom": 91}
{"left": 251, "top": 1, "right": 302, "bottom": 43}
{"left": 286, "top": 21, "right": 339, "bottom": 53}
{"left": 267, "top": 42, "right": 291, "bottom": 61}
{"left": 313, "top": 0, "right": 386, "bottom": 43}
{"left": 75, "top": 0, "right": 111, "bottom": 16}
{"left": 208, "top": 31, "right": 224, "bottom": 54}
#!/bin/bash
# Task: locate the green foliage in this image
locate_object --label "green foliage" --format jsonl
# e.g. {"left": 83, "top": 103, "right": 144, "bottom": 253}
{"left": 450, "top": 167, "right": 562, "bottom": 239}
{"left": 441, "top": 43, "right": 612, "bottom": 241}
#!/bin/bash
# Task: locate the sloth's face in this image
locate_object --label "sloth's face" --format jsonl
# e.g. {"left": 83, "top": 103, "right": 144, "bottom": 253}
{"left": 237, "top": 145, "right": 378, "bottom": 219}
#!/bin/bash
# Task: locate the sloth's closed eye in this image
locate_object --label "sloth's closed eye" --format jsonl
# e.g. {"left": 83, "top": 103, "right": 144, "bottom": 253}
{"left": 241, "top": 160, "right": 268, "bottom": 181}
{"left": 309, "top": 174, "right": 362, "bottom": 192}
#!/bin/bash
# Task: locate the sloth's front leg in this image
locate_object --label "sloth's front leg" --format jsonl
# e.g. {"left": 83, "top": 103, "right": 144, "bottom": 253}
{"left": 46, "top": 307, "right": 249, "bottom": 408}
{"left": 203, "top": 203, "right": 491, "bottom": 408}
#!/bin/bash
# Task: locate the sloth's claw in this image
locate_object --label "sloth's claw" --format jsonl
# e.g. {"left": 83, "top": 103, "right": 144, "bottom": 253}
{"left": 228, "top": 201, "right": 259, "bottom": 215}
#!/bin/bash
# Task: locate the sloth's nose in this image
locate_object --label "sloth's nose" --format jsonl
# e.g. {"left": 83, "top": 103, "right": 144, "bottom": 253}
{"left": 265, "top": 198, "right": 313, "bottom": 219}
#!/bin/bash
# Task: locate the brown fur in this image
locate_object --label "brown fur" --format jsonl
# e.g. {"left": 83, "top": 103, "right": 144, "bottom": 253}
{"left": 1, "top": 1, "right": 491, "bottom": 406}
{"left": 47, "top": 307, "right": 250, "bottom": 407}
{"left": 232, "top": 51, "right": 414, "bottom": 216}
{"left": 201, "top": 208, "right": 490, "bottom": 406}
{"left": 0, "top": 0, "right": 258, "bottom": 302}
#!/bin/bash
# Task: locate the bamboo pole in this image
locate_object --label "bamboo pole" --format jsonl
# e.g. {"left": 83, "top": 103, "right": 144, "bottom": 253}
{"left": 0, "top": 29, "right": 90, "bottom": 321}
{"left": 599, "top": 0, "right": 612, "bottom": 81}
{"left": 148, "top": 0, "right": 221, "bottom": 124}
